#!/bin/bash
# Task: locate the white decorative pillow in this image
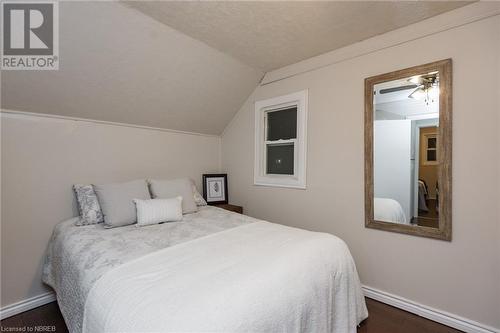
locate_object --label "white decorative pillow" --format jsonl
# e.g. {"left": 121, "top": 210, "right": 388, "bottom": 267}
{"left": 133, "top": 197, "right": 183, "bottom": 227}
{"left": 191, "top": 180, "right": 207, "bottom": 206}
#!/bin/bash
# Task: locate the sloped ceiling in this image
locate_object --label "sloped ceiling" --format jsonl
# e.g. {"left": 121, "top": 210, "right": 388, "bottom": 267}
{"left": 124, "top": 1, "right": 471, "bottom": 71}
{"left": 0, "top": 1, "right": 263, "bottom": 135}
{"left": 1, "top": 1, "right": 471, "bottom": 134}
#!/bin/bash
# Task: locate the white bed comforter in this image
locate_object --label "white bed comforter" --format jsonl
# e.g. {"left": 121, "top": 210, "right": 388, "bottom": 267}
{"left": 374, "top": 197, "right": 408, "bottom": 224}
{"left": 44, "top": 206, "right": 253, "bottom": 333}
{"left": 83, "top": 221, "right": 367, "bottom": 333}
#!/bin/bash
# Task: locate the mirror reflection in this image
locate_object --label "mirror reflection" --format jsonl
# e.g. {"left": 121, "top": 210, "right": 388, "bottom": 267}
{"left": 373, "top": 71, "right": 440, "bottom": 228}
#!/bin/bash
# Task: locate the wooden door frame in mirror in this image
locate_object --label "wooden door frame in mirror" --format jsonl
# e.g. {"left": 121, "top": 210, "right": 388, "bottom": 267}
{"left": 364, "top": 59, "right": 452, "bottom": 241}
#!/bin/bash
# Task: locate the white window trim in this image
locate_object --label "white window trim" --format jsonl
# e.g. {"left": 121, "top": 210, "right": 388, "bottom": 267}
{"left": 422, "top": 133, "right": 438, "bottom": 166}
{"left": 254, "top": 90, "right": 307, "bottom": 189}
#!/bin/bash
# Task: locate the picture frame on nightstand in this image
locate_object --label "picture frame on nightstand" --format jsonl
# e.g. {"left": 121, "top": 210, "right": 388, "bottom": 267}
{"left": 202, "top": 174, "right": 228, "bottom": 205}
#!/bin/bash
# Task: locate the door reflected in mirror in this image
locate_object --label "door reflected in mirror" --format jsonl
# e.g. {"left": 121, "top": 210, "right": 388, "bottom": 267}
{"left": 373, "top": 72, "right": 440, "bottom": 228}
{"left": 365, "top": 59, "right": 452, "bottom": 241}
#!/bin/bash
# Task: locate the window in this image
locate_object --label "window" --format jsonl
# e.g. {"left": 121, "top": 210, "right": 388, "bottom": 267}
{"left": 423, "top": 133, "right": 438, "bottom": 165}
{"left": 254, "top": 90, "right": 307, "bottom": 188}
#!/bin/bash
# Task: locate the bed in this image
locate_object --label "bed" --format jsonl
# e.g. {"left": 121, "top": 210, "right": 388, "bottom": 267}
{"left": 374, "top": 197, "right": 408, "bottom": 224}
{"left": 418, "top": 180, "right": 429, "bottom": 212}
{"left": 43, "top": 206, "right": 368, "bottom": 333}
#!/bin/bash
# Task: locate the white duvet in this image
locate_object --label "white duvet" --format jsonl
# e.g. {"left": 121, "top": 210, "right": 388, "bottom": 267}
{"left": 374, "top": 197, "right": 408, "bottom": 224}
{"left": 83, "top": 221, "right": 367, "bottom": 333}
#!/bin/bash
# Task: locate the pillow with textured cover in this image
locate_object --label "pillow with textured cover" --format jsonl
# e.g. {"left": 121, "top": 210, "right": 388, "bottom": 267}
{"left": 149, "top": 178, "right": 198, "bottom": 214}
{"left": 191, "top": 180, "right": 207, "bottom": 206}
{"left": 94, "top": 180, "right": 151, "bottom": 228}
{"left": 73, "top": 184, "right": 104, "bottom": 226}
{"left": 133, "top": 197, "right": 183, "bottom": 227}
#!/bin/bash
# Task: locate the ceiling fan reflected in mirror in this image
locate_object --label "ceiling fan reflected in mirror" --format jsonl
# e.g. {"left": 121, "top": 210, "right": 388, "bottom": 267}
{"left": 378, "top": 84, "right": 418, "bottom": 95}
{"left": 408, "top": 72, "right": 439, "bottom": 105}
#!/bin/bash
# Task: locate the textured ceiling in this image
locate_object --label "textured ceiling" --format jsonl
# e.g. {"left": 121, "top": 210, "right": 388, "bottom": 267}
{"left": 1, "top": 2, "right": 263, "bottom": 135}
{"left": 1, "top": 1, "right": 472, "bottom": 135}
{"left": 124, "top": 1, "right": 471, "bottom": 71}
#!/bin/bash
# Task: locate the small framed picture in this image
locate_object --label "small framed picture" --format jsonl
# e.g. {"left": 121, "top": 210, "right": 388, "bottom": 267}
{"left": 202, "top": 174, "right": 228, "bottom": 205}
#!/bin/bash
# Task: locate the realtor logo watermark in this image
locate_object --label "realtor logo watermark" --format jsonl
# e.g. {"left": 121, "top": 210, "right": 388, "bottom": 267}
{"left": 1, "top": 1, "right": 59, "bottom": 70}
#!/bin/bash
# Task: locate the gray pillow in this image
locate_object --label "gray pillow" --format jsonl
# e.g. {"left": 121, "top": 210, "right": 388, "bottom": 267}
{"left": 94, "top": 180, "right": 151, "bottom": 228}
{"left": 73, "top": 184, "right": 104, "bottom": 226}
{"left": 149, "top": 178, "right": 198, "bottom": 214}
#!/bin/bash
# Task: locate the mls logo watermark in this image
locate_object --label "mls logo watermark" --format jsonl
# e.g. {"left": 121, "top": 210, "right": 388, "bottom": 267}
{"left": 1, "top": 1, "right": 59, "bottom": 70}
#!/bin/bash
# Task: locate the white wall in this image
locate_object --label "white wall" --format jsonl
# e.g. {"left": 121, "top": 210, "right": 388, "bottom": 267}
{"left": 0, "top": 1, "right": 262, "bottom": 135}
{"left": 221, "top": 13, "right": 500, "bottom": 330}
{"left": 0, "top": 112, "right": 221, "bottom": 307}
{"left": 374, "top": 120, "right": 412, "bottom": 222}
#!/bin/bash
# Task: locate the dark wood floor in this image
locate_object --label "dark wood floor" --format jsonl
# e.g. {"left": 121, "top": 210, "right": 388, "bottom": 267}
{"left": 1, "top": 298, "right": 462, "bottom": 333}
{"left": 413, "top": 199, "right": 439, "bottom": 228}
{"left": 1, "top": 301, "right": 68, "bottom": 332}
{"left": 419, "top": 199, "right": 439, "bottom": 218}
{"left": 358, "top": 298, "right": 462, "bottom": 333}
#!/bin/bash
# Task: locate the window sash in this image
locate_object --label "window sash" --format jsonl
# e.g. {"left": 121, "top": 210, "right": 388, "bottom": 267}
{"left": 264, "top": 139, "right": 296, "bottom": 145}
{"left": 264, "top": 107, "right": 298, "bottom": 141}
{"left": 254, "top": 90, "right": 307, "bottom": 189}
{"left": 264, "top": 140, "right": 297, "bottom": 176}
{"left": 423, "top": 134, "right": 438, "bottom": 165}
{"left": 263, "top": 110, "right": 298, "bottom": 177}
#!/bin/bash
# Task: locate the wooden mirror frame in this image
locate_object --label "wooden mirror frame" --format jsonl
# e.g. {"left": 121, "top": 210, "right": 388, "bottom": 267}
{"left": 364, "top": 59, "right": 452, "bottom": 241}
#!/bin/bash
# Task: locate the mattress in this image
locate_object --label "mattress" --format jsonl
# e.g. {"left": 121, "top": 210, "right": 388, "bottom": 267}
{"left": 43, "top": 206, "right": 367, "bottom": 332}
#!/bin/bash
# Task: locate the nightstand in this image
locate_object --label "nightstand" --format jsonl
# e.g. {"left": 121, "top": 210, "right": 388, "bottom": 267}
{"left": 213, "top": 204, "right": 243, "bottom": 214}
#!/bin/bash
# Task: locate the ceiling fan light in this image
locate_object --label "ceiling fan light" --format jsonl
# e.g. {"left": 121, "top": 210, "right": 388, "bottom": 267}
{"left": 428, "top": 86, "right": 439, "bottom": 99}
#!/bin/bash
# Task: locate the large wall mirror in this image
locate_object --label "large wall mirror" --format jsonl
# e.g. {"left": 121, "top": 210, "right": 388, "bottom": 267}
{"left": 365, "top": 59, "right": 452, "bottom": 240}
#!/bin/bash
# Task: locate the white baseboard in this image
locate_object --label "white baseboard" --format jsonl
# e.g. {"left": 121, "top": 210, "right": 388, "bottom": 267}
{"left": 363, "top": 285, "right": 499, "bottom": 333}
{"left": 1, "top": 286, "right": 498, "bottom": 333}
{"left": 0, "top": 292, "right": 56, "bottom": 320}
